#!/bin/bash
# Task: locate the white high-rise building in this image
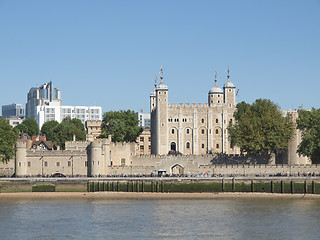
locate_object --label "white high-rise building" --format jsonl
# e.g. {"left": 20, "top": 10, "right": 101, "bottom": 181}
{"left": 26, "top": 82, "right": 102, "bottom": 129}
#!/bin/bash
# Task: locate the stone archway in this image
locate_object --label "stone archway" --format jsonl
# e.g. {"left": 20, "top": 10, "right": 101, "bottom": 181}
{"left": 171, "top": 163, "right": 184, "bottom": 175}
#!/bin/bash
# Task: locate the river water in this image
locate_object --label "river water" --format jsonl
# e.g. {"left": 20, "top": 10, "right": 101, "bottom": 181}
{"left": 0, "top": 198, "right": 320, "bottom": 240}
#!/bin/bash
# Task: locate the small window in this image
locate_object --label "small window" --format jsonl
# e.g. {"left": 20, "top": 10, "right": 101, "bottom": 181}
{"left": 85, "top": 161, "right": 88, "bottom": 166}
{"left": 201, "top": 129, "right": 205, "bottom": 134}
{"left": 140, "top": 137, "right": 144, "bottom": 142}
{"left": 186, "top": 142, "right": 190, "bottom": 149}
{"left": 216, "top": 144, "right": 219, "bottom": 149}
{"left": 216, "top": 129, "right": 219, "bottom": 134}
{"left": 28, "top": 162, "right": 31, "bottom": 167}
{"left": 56, "top": 162, "right": 60, "bottom": 167}
{"left": 148, "top": 145, "right": 151, "bottom": 149}
{"left": 186, "top": 128, "right": 190, "bottom": 134}
{"left": 44, "top": 161, "right": 48, "bottom": 167}
{"left": 218, "top": 94, "right": 220, "bottom": 97}
{"left": 121, "top": 158, "right": 126, "bottom": 166}
{"left": 201, "top": 119, "right": 204, "bottom": 123}
{"left": 68, "top": 161, "right": 71, "bottom": 167}
{"left": 18, "top": 162, "right": 21, "bottom": 167}
{"left": 148, "top": 137, "right": 151, "bottom": 142}
{"left": 218, "top": 100, "right": 220, "bottom": 103}
{"left": 230, "top": 119, "right": 233, "bottom": 123}
{"left": 216, "top": 119, "right": 218, "bottom": 123}
{"left": 140, "top": 145, "right": 144, "bottom": 150}
{"left": 172, "top": 129, "right": 175, "bottom": 134}
{"left": 201, "top": 144, "right": 205, "bottom": 149}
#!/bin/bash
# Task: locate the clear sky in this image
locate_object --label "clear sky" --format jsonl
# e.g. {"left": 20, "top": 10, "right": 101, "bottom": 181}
{"left": 0, "top": 0, "right": 319, "bottom": 115}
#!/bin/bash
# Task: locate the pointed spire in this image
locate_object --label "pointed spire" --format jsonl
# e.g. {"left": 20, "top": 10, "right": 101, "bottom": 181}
{"left": 154, "top": 75, "right": 158, "bottom": 88}
{"left": 214, "top": 70, "right": 218, "bottom": 86}
{"left": 160, "top": 65, "right": 164, "bottom": 81}
{"left": 227, "top": 64, "right": 230, "bottom": 81}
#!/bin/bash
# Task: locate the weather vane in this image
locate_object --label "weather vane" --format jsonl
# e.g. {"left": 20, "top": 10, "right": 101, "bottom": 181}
{"left": 214, "top": 70, "right": 217, "bottom": 84}
{"left": 160, "top": 65, "right": 163, "bottom": 80}
{"left": 154, "top": 75, "right": 157, "bottom": 88}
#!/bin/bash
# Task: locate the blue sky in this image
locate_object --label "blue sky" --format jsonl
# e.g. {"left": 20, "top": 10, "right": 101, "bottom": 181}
{"left": 1, "top": 0, "right": 319, "bottom": 115}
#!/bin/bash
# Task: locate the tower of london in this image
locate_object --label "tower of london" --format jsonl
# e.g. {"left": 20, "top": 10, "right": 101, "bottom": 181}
{"left": 150, "top": 66, "right": 240, "bottom": 156}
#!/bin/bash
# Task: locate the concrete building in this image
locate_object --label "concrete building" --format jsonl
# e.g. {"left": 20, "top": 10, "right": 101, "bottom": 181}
{"left": 136, "top": 111, "right": 151, "bottom": 127}
{"left": 2, "top": 103, "right": 25, "bottom": 118}
{"left": 26, "top": 81, "right": 62, "bottom": 119}
{"left": 136, "top": 127, "right": 151, "bottom": 155}
{"left": 151, "top": 66, "right": 240, "bottom": 156}
{"left": 25, "top": 82, "right": 102, "bottom": 129}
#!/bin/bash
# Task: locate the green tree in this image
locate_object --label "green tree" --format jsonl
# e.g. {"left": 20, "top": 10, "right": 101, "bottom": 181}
{"left": 40, "top": 120, "right": 59, "bottom": 141}
{"left": 296, "top": 109, "right": 320, "bottom": 163}
{"left": 0, "top": 118, "right": 18, "bottom": 163}
{"left": 53, "top": 117, "right": 86, "bottom": 149}
{"left": 101, "top": 110, "right": 142, "bottom": 142}
{"left": 228, "top": 99, "right": 294, "bottom": 157}
{"left": 15, "top": 119, "right": 39, "bottom": 137}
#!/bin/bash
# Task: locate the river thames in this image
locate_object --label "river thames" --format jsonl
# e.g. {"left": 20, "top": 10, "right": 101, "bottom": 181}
{"left": 0, "top": 197, "right": 320, "bottom": 240}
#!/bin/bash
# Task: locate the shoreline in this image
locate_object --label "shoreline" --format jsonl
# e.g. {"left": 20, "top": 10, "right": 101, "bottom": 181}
{"left": 1, "top": 192, "right": 320, "bottom": 200}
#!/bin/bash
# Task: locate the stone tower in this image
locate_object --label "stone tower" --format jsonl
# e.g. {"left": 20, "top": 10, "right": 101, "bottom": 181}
{"left": 208, "top": 71, "right": 224, "bottom": 107}
{"left": 15, "top": 140, "right": 27, "bottom": 177}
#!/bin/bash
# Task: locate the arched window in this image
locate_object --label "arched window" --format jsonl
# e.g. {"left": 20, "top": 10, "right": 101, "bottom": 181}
{"left": 201, "top": 118, "right": 204, "bottom": 123}
{"left": 216, "top": 119, "right": 218, "bottom": 123}
{"left": 186, "top": 142, "right": 190, "bottom": 149}
{"left": 170, "top": 142, "right": 176, "bottom": 151}
{"left": 201, "top": 144, "right": 205, "bottom": 149}
{"left": 216, "top": 144, "right": 219, "bottom": 149}
{"left": 216, "top": 129, "right": 219, "bottom": 134}
{"left": 172, "top": 129, "right": 175, "bottom": 134}
{"left": 201, "top": 129, "right": 205, "bottom": 134}
{"left": 186, "top": 128, "right": 190, "bottom": 134}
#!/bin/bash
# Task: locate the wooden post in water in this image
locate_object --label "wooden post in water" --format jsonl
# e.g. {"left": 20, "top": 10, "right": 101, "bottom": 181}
{"left": 312, "top": 181, "right": 315, "bottom": 194}
{"left": 141, "top": 180, "right": 144, "bottom": 192}
{"left": 127, "top": 181, "right": 129, "bottom": 192}
{"left": 222, "top": 179, "right": 225, "bottom": 192}
{"left": 102, "top": 181, "right": 105, "bottom": 191}
{"left": 304, "top": 180, "right": 307, "bottom": 194}
{"left": 232, "top": 178, "right": 235, "bottom": 192}
{"left": 106, "top": 182, "right": 109, "bottom": 191}
{"left": 136, "top": 181, "right": 139, "bottom": 192}
{"left": 251, "top": 180, "right": 254, "bottom": 192}
{"left": 151, "top": 181, "right": 154, "bottom": 193}
{"left": 87, "top": 181, "right": 90, "bottom": 192}
{"left": 161, "top": 181, "right": 164, "bottom": 193}
{"left": 131, "top": 181, "right": 134, "bottom": 192}
{"left": 291, "top": 181, "right": 294, "bottom": 194}
{"left": 111, "top": 182, "right": 114, "bottom": 191}
{"left": 281, "top": 181, "right": 284, "bottom": 193}
{"left": 117, "top": 181, "right": 119, "bottom": 192}
{"left": 270, "top": 180, "right": 274, "bottom": 193}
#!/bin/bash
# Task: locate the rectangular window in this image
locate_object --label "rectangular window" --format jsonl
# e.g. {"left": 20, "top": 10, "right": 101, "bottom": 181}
{"left": 27, "top": 162, "right": 31, "bottom": 167}
{"left": 68, "top": 161, "right": 71, "bottom": 167}
{"left": 140, "top": 145, "right": 144, "bottom": 150}
{"left": 121, "top": 158, "right": 125, "bottom": 166}
{"left": 140, "top": 137, "right": 144, "bottom": 142}
{"left": 85, "top": 161, "right": 88, "bottom": 167}
{"left": 44, "top": 161, "right": 48, "bottom": 167}
{"left": 56, "top": 162, "right": 60, "bottom": 167}
{"left": 18, "top": 162, "right": 21, "bottom": 167}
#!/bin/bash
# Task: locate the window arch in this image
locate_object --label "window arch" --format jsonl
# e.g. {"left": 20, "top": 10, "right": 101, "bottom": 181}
{"left": 171, "top": 129, "right": 175, "bottom": 134}
{"left": 216, "top": 119, "right": 218, "bottom": 123}
{"left": 201, "top": 144, "right": 205, "bottom": 149}
{"left": 215, "top": 129, "right": 219, "bottom": 134}
{"left": 186, "top": 128, "right": 190, "bottom": 134}
{"left": 186, "top": 142, "right": 190, "bottom": 149}
{"left": 216, "top": 144, "right": 219, "bottom": 149}
{"left": 201, "top": 118, "right": 204, "bottom": 123}
{"left": 201, "top": 129, "right": 205, "bottom": 134}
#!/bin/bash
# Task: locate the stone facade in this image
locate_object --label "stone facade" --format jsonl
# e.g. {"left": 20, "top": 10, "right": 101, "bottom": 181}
{"left": 151, "top": 67, "right": 240, "bottom": 155}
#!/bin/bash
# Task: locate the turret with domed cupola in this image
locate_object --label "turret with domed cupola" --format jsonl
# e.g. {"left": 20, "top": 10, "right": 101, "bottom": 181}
{"left": 208, "top": 71, "right": 224, "bottom": 107}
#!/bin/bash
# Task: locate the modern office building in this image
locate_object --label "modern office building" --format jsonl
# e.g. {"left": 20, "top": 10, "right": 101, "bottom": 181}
{"left": 26, "top": 82, "right": 102, "bottom": 129}
{"left": 26, "top": 81, "right": 61, "bottom": 119}
{"left": 2, "top": 103, "right": 25, "bottom": 118}
{"left": 37, "top": 105, "right": 102, "bottom": 129}
{"left": 136, "top": 111, "right": 151, "bottom": 127}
